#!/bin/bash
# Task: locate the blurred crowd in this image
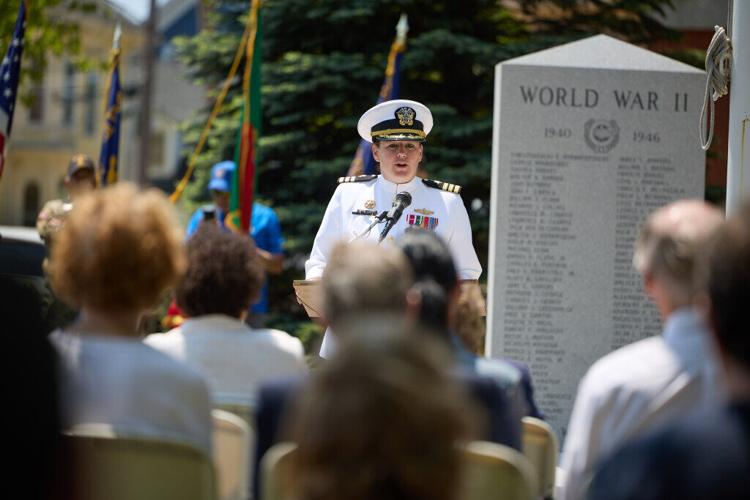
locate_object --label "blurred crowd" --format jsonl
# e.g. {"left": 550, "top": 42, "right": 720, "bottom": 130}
{"left": 7, "top": 177, "right": 750, "bottom": 500}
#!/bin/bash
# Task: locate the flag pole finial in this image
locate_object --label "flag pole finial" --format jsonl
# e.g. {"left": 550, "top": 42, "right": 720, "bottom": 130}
{"left": 396, "top": 14, "right": 409, "bottom": 44}
{"left": 113, "top": 22, "right": 122, "bottom": 50}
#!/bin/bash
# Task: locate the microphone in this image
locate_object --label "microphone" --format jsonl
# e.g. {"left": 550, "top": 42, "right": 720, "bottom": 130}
{"left": 379, "top": 191, "right": 412, "bottom": 242}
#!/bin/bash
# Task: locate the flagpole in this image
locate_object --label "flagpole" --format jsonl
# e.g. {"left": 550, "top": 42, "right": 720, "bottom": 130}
{"left": 138, "top": 0, "right": 157, "bottom": 187}
{"left": 726, "top": 0, "right": 750, "bottom": 215}
{"left": 169, "top": 7, "right": 255, "bottom": 203}
{"left": 346, "top": 14, "right": 408, "bottom": 177}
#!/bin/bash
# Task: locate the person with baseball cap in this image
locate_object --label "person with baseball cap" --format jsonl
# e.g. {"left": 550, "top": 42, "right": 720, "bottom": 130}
{"left": 305, "top": 99, "right": 482, "bottom": 357}
{"left": 36, "top": 153, "right": 97, "bottom": 246}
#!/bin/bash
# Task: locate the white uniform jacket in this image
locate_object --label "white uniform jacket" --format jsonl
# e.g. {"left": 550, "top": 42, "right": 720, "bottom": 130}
{"left": 305, "top": 174, "right": 482, "bottom": 280}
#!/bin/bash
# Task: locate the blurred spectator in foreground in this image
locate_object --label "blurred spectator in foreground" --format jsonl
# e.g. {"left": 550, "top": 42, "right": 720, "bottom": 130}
{"left": 146, "top": 224, "right": 305, "bottom": 405}
{"left": 588, "top": 202, "right": 750, "bottom": 500}
{"left": 253, "top": 241, "right": 414, "bottom": 499}
{"left": 48, "top": 183, "right": 212, "bottom": 454}
{"left": 6, "top": 317, "right": 64, "bottom": 499}
{"left": 561, "top": 200, "right": 724, "bottom": 500}
{"left": 321, "top": 240, "right": 417, "bottom": 335}
{"left": 320, "top": 237, "right": 521, "bottom": 448}
{"left": 284, "top": 328, "right": 478, "bottom": 500}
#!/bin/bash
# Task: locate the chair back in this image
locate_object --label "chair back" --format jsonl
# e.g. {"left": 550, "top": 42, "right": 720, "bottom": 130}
{"left": 461, "top": 440, "right": 537, "bottom": 500}
{"left": 213, "top": 409, "right": 252, "bottom": 500}
{"left": 260, "top": 442, "right": 297, "bottom": 500}
{"left": 261, "top": 440, "right": 537, "bottom": 500}
{"left": 63, "top": 426, "right": 216, "bottom": 500}
{"left": 215, "top": 401, "right": 255, "bottom": 432}
{"left": 521, "top": 417, "right": 558, "bottom": 500}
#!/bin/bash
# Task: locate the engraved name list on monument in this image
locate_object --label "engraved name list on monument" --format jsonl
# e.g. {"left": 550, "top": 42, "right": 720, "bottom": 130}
{"left": 487, "top": 36, "right": 705, "bottom": 436}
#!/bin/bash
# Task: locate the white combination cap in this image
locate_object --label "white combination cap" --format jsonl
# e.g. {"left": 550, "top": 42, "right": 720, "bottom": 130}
{"left": 357, "top": 99, "right": 433, "bottom": 143}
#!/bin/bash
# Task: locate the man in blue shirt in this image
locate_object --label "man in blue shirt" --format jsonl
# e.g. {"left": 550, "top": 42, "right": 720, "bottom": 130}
{"left": 186, "top": 161, "right": 284, "bottom": 322}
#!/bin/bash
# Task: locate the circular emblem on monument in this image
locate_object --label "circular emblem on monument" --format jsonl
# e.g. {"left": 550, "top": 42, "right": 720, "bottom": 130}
{"left": 584, "top": 119, "right": 620, "bottom": 153}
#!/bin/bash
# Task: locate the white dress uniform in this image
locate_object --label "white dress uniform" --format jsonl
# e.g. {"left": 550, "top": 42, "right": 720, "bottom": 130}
{"left": 305, "top": 174, "right": 482, "bottom": 280}
{"left": 305, "top": 98, "right": 482, "bottom": 357}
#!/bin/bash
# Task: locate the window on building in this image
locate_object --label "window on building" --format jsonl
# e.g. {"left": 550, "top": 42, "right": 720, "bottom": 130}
{"left": 28, "top": 79, "right": 44, "bottom": 123}
{"left": 22, "top": 182, "right": 40, "bottom": 227}
{"left": 62, "top": 62, "right": 75, "bottom": 126}
{"left": 149, "top": 130, "right": 165, "bottom": 172}
{"left": 85, "top": 72, "right": 97, "bottom": 136}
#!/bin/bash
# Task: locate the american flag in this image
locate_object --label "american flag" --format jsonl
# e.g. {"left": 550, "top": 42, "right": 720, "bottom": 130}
{"left": 0, "top": 1, "right": 26, "bottom": 179}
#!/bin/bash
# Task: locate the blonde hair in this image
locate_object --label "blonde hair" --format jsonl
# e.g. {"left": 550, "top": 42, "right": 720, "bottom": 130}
{"left": 49, "top": 183, "right": 185, "bottom": 312}
{"left": 454, "top": 284, "right": 486, "bottom": 355}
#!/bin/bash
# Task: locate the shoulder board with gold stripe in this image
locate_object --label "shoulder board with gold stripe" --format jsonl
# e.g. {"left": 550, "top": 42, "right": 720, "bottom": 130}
{"left": 422, "top": 178, "right": 462, "bottom": 194}
{"left": 337, "top": 174, "right": 378, "bottom": 184}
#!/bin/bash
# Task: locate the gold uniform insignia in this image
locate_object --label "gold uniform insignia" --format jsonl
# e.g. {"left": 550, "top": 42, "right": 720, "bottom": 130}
{"left": 337, "top": 174, "right": 378, "bottom": 184}
{"left": 396, "top": 106, "right": 416, "bottom": 126}
{"left": 414, "top": 208, "right": 434, "bottom": 215}
{"left": 421, "top": 178, "right": 462, "bottom": 194}
{"left": 365, "top": 199, "right": 376, "bottom": 209}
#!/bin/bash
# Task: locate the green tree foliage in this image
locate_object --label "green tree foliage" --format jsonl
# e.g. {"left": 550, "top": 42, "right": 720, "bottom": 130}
{"left": 175, "top": 0, "right": 677, "bottom": 337}
{"left": 0, "top": 0, "right": 98, "bottom": 103}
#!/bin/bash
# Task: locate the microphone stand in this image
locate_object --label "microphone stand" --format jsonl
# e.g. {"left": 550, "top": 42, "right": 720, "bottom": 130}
{"left": 378, "top": 215, "right": 398, "bottom": 243}
{"left": 350, "top": 211, "right": 389, "bottom": 242}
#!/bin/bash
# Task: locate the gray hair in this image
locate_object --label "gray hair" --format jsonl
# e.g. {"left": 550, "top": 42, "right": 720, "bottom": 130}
{"left": 633, "top": 200, "right": 723, "bottom": 306}
{"left": 322, "top": 241, "right": 414, "bottom": 329}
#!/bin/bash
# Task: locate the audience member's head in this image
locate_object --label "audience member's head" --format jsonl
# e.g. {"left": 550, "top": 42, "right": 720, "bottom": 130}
{"left": 208, "top": 161, "right": 235, "bottom": 213}
{"left": 633, "top": 199, "right": 723, "bottom": 319}
{"left": 49, "top": 183, "right": 185, "bottom": 317}
{"left": 396, "top": 229, "right": 459, "bottom": 337}
{"left": 702, "top": 202, "right": 750, "bottom": 381}
{"left": 64, "top": 153, "right": 97, "bottom": 200}
{"left": 322, "top": 240, "right": 414, "bottom": 331}
{"left": 284, "top": 324, "right": 477, "bottom": 500}
{"left": 176, "top": 224, "right": 264, "bottom": 319}
{"left": 454, "top": 283, "right": 486, "bottom": 356}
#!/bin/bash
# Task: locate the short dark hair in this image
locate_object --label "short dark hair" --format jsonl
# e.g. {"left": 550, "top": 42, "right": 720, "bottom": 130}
{"left": 705, "top": 203, "right": 750, "bottom": 367}
{"left": 176, "top": 224, "right": 264, "bottom": 318}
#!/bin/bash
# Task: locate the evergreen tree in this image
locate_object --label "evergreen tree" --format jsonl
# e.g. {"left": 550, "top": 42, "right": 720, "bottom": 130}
{"left": 174, "top": 0, "right": 677, "bottom": 342}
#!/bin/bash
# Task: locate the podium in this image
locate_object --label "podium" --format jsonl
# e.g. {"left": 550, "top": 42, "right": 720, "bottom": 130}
{"left": 293, "top": 280, "right": 324, "bottom": 318}
{"left": 293, "top": 279, "right": 485, "bottom": 318}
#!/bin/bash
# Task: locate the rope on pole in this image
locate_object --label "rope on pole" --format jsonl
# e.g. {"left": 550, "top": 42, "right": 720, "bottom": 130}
{"left": 700, "top": 25, "right": 732, "bottom": 151}
{"left": 169, "top": 8, "right": 255, "bottom": 204}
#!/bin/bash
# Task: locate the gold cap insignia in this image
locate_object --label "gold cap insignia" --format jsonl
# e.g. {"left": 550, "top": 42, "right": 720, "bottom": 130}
{"left": 395, "top": 106, "right": 416, "bottom": 126}
{"left": 364, "top": 199, "right": 376, "bottom": 209}
{"left": 414, "top": 208, "right": 434, "bottom": 215}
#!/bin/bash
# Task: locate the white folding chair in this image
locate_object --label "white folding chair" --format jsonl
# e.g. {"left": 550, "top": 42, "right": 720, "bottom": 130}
{"left": 215, "top": 400, "right": 255, "bottom": 433}
{"left": 260, "top": 442, "right": 297, "bottom": 500}
{"left": 63, "top": 425, "right": 216, "bottom": 500}
{"left": 462, "top": 440, "right": 537, "bottom": 500}
{"left": 213, "top": 409, "right": 252, "bottom": 500}
{"left": 521, "top": 417, "right": 559, "bottom": 500}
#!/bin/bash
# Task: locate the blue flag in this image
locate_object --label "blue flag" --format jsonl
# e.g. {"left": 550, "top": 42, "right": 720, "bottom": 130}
{"left": 0, "top": 1, "right": 26, "bottom": 178}
{"left": 99, "top": 25, "right": 122, "bottom": 186}
{"left": 348, "top": 15, "right": 408, "bottom": 177}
